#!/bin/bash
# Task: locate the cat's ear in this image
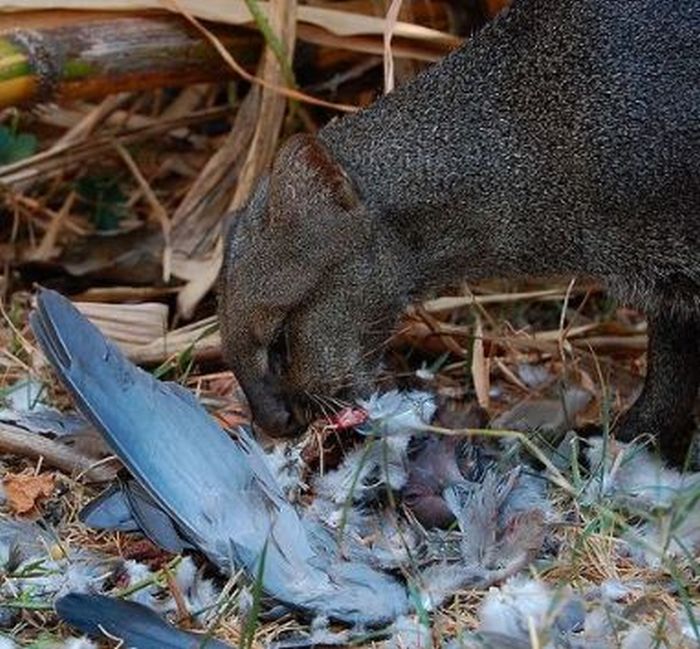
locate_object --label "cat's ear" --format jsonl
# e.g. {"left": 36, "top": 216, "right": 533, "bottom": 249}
{"left": 267, "top": 133, "right": 360, "bottom": 227}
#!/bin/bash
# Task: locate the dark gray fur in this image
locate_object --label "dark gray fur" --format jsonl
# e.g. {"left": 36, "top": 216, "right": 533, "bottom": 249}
{"left": 219, "top": 0, "right": 699, "bottom": 463}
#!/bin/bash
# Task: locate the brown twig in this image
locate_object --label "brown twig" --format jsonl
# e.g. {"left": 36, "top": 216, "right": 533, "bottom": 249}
{"left": 114, "top": 141, "right": 172, "bottom": 281}
{"left": 0, "top": 422, "right": 118, "bottom": 482}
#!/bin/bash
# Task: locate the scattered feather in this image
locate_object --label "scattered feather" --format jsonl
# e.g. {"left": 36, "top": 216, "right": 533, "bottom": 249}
{"left": 313, "top": 433, "right": 412, "bottom": 507}
{"left": 1, "top": 379, "right": 47, "bottom": 411}
{"left": 62, "top": 639, "right": 98, "bottom": 649}
{"left": 269, "top": 617, "right": 352, "bottom": 649}
{"left": 357, "top": 389, "right": 436, "bottom": 437}
{"left": 164, "top": 556, "right": 221, "bottom": 621}
{"left": 264, "top": 441, "right": 306, "bottom": 499}
{"left": 55, "top": 593, "right": 234, "bottom": 648}
{"left": 516, "top": 363, "right": 552, "bottom": 389}
{"left": 418, "top": 470, "right": 547, "bottom": 611}
{"left": 383, "top": 615, "right": 431, "bottom": 649}
{"left": 584, "top": 436, "right": 700, "bottom": 564}
{"left": 453, "top": 576, "right": 699, "bottom": 649}
{"left": 584, "top": 437, "right": 700, "bottom": 509}
{"left": 479, "top": 577, "right": 580, "bottom": 640}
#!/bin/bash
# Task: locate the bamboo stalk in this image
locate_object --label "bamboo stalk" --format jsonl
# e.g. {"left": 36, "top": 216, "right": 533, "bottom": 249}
{"left": 0, "top": 12, "right": 261, "bottom": 109}
{"left": 0, "top": 4, "right": 459, "bottom": 109}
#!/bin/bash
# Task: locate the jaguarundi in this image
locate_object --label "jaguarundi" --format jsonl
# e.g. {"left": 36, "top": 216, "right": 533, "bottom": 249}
{"left": 219, "top": 0, "right": 699, "bottom": 464}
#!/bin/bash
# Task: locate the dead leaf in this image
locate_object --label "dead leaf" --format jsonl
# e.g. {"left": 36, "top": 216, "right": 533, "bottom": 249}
{"left": 0, "top": 1, "right": 457, "bottom": 45}
{"left": 472, "top": 314, "right": 491, "bottom": 410}
{"left": 3, "top": 471, "right": 56, "bottom": 514}
{"left": 383, "top": 0, "right": 403, "bottom": 94}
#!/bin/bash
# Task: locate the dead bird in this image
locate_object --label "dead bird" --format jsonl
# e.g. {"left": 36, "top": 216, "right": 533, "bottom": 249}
{"left": 30, "top": 289, "right": 408, "bottom": 627}
{"left": 219, "top": 0, "right": 699, "bottom": 465}
{"left": 27, "top": 288, "right": 547, "bottom": 628}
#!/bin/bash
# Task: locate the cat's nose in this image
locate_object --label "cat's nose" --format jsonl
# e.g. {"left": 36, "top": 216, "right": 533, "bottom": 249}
{"left": 251, "top": 400, "right": 304, "bottom": 438}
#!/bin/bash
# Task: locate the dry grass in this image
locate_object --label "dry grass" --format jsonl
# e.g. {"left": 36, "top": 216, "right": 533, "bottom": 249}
{"left": 0, "top": 1, "right": 697, "bottom": 647}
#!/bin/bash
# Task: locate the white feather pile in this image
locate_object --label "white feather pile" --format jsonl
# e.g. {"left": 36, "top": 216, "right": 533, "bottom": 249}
{"left": 479, "top": 577, "right": 567, "bottom": 638}
{"left": 312, "top": 390, "right": 437, "bottom": 518}
{"left": 166, "top": 556, "right": 221, "bottom": 620}
{"left": 383, "top": 615, "right": 431, "bottom": 649}
{"left": 583, "top": 437, "right": 700, "bottom": 565}
{"left": 5, "top": 549, "right": 110, "bottom": 601}
{"left": 61, "top": 639, "right": 97, "bottom": 649}
{"left": 268, "top": 616, "right": 351, "bottom": 648}
{"left": 357, "top": 389, "right": 436, "bottom": 437}
{"left": 265, "top": 442, "right": 306, "bottom": 499}
{"left": 619, "top": 626, "right": 656, "bottom": 649}
{"left": 632, "top": 505, "right": 700, "bottom": 566}
{"left": 516, "top": 363, "right": 552, "bottom": 389}
{"left": 313, "top": 434, "right": 412, "bottom": 506}
{"left": 0, "top": 517, "right": 224, "bottom": 635}
{"left": 584, "top": 437, "right": 699, "bottom": 508}
{"left": 121, "top": 560, "right": 159, "bottom": 608}
{"left": 465, "top": 577, "right": 699, "bottom": 649}
{"left": 121, "top": 557, "right": 221, "bottom": 621}
{"left": 0, "top": 540, "right": 110, "bottom": 632}
{"left": 679, "top": 607, "right": 700, "bottom": 643}
{"left": 594, "top": 578, "right": 636, "bottom": 602}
